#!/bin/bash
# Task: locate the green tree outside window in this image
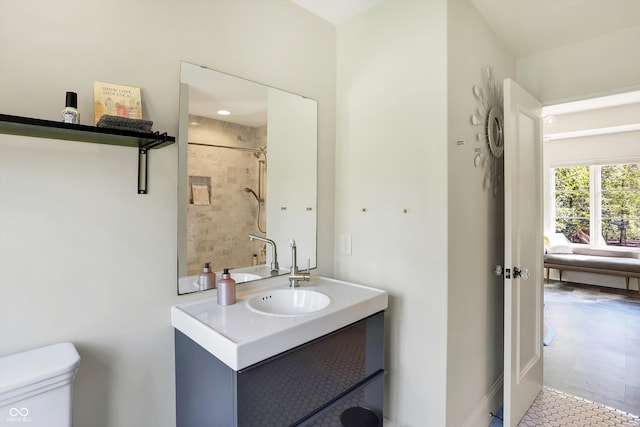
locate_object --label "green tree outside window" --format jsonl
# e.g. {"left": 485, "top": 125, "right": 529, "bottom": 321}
{"left": 554, "top": 164, "right": 640, "bottom": 248}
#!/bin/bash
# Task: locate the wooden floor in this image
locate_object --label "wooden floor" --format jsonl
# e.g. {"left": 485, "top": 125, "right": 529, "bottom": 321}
{"left": 544, "top": 280, "right": 640, "bottom": 417}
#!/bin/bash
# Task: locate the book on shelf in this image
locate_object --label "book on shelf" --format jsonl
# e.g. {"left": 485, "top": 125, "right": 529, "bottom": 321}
{"left": 93, "top": 81, "right": 142, "bottom": 125}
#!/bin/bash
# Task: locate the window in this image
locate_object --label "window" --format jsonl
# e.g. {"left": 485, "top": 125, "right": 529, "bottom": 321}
{"left": 552, "top": 163, "right": 640, "bottom": 248}
{"left": 601, "top": 164, "right": 640, "bottom": 246}
{"left": 554, "top": 166, "right": 590, "bottom": 243}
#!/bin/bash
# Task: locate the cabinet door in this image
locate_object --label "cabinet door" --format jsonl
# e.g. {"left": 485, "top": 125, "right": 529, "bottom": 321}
{"left": 236, "top": 312, "right": 384, "bottom": 426}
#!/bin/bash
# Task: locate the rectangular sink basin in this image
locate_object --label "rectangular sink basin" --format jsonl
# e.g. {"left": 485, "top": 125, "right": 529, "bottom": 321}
{"left": 171, "top": 276, "right": 388, "bottom": 370}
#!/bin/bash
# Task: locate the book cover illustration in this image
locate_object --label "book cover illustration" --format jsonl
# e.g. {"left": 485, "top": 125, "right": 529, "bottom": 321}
{"left": 93, "top": 81, "right": 142, "bottom": 125}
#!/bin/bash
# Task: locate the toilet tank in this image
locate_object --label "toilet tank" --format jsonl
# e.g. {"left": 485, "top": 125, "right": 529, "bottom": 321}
{"left": 0, "top": 343, "right": 80, "bottom": 427}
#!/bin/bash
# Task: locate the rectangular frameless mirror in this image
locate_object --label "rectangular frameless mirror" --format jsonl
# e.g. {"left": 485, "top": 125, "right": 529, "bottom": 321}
{"left": 178, "top": 62, "right": 318, "bottom": 295}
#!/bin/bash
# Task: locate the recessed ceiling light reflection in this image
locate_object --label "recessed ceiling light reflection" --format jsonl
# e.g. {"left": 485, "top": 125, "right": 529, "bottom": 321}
{"left": 217, "top": 110, "right": 231, "bottom": 116}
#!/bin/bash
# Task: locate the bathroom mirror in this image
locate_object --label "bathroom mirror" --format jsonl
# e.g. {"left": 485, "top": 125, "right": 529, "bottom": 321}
{"left": 178, "top": 62, "right": 318, "bottom": 295}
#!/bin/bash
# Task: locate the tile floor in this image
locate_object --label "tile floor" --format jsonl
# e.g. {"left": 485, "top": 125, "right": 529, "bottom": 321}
{"left": 517, "top": 386, "right": 639, "bottom": 426}
{"left": 544, "top": 281, "right": 640, "bottom": 417}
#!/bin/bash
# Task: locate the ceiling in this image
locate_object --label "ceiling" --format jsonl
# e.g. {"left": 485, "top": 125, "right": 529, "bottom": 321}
{"left": 291, "top": 0, "right": 640, "bottom": 119}
{"left": 469, "top": 0, "right": 640, "bottom": 57}
{"left": 290, "top": 0, "right": 384, "bottom": 25}
{"left": 189, "top": 2, "right": 640, "bottom": 127}
{"left": 291, "top": 0, "right": 640, "bottom": 58}
{"left": 543, "top": 90, "right": 640, "bottom": 140}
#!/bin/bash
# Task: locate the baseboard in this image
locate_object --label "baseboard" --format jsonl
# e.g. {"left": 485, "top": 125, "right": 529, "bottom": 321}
{"left": 383, "top": 417, "right": 398, "bottom": 427}
{"left": 383, "top": 375, "right": 503, "bottom": 427}
{"left": 462, "top": 374, "right": 504, "bottom": 427}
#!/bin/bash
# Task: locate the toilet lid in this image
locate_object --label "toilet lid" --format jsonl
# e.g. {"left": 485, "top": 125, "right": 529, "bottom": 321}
{"left": 0, "top": 342, "right": 80, "bottom": 394}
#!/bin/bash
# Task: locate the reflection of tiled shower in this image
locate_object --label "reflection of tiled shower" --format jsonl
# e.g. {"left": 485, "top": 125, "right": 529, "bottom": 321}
{"left": 187, "top": 116, "right": 267, "bottom": 275}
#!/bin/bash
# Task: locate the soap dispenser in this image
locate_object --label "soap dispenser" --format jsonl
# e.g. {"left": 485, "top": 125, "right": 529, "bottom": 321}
{"left": 198, "top": 262, "right": 216, "bottom": 291}
{"left": 217, "top": 268, "right": 236, "bottom": 306}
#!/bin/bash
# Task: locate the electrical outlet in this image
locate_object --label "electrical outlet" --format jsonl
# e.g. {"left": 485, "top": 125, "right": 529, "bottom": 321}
{"left": 341, "top": 233, "right": 352, "bottom": 255}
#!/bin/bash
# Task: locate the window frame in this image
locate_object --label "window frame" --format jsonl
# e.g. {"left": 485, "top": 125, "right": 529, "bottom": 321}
{"left": 550, "top": 160, "right": 640, "bottom": 251}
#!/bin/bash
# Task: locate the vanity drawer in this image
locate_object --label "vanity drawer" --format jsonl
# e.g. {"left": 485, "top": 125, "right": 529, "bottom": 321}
{"left": 236, "top": 312, "right": 384, "bottom": 426}
{"left": 296, "top": 370, "right": 384, "bottom": 427}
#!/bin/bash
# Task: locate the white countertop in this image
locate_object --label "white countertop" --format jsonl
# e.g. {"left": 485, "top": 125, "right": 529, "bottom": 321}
{"left": 171, "top": 276, "right": 388, "bottom": 370}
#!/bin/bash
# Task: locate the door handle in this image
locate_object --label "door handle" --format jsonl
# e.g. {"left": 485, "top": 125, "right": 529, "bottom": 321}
{"left": 513, "top": 267, "right": 530, "bottom": 280}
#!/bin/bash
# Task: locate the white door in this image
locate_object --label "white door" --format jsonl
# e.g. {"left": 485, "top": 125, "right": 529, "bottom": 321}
{"left": 503, "top": 78, "right": 544, "bottom": 427}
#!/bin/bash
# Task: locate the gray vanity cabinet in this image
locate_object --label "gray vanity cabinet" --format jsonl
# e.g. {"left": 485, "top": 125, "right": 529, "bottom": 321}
{"left": 175, "top": 311, "right": 385, "bottom": 427}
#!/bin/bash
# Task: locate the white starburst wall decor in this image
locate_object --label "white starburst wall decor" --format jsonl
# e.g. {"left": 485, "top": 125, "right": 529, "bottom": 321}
{"left": 471, "top": 66, "right": 504, "bottom": 195}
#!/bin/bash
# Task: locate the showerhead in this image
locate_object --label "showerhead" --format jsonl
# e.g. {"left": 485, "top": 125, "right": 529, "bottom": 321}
{"left": 244, "top": 187, "right": 262, "bottom": 203}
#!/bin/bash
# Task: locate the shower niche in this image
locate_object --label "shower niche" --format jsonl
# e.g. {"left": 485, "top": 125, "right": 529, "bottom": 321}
{"left": 189, "top": 176, "right": 211, "bottom": 206}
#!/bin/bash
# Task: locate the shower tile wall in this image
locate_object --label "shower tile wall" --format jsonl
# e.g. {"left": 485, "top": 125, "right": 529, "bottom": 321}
{"left": 187, "top": 116, "right": 267, "bottom": 276}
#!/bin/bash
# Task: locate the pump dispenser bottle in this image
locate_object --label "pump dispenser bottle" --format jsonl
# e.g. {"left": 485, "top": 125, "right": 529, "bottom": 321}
{"left": 198, "top": 262, "right": 216, "bottom": 291}
{"left": 217, "top": 268, "right": 236, "bottom": 305}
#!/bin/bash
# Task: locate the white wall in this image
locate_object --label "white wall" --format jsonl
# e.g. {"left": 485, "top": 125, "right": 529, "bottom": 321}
{"left": 335, "top": 1, "right": 449, "bottom": 425}
{"left": 0, "top": 2, "right": 335, "bottom": 426}
{"left": 517, "top": 25, "right": 640, "bottom": 104}
{"left": 446, "top": 1, "right": 515, "bottom": 425}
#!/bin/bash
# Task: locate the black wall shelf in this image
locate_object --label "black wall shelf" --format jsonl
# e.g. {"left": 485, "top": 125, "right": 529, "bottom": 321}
{"left": 0, "top": 113, "right": 175, "bottom": 194}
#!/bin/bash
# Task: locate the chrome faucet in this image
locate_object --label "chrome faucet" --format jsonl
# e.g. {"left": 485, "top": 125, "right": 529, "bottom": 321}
{"left": 288, "top": 239, "right": 310, "bottom": 287}
{"left": 249, "top": 235, "right": 279, "bottom": 274}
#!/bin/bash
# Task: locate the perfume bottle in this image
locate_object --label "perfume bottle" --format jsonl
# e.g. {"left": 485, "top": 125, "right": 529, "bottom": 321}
{"left": 61, "top": 91, "right": 80, "bottom": 124}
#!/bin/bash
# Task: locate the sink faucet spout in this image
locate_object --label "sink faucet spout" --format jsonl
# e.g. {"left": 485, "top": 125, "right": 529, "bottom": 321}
{"left": 249, "top": 234, "right": 279, "bottom": 273}
{"left": 288, "top": 239, "right": 310, "bottom": 287}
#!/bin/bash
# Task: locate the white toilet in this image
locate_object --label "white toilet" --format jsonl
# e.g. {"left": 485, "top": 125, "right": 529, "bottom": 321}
{"left": 0, "top": 342, "right": 80, "bottom": 427}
